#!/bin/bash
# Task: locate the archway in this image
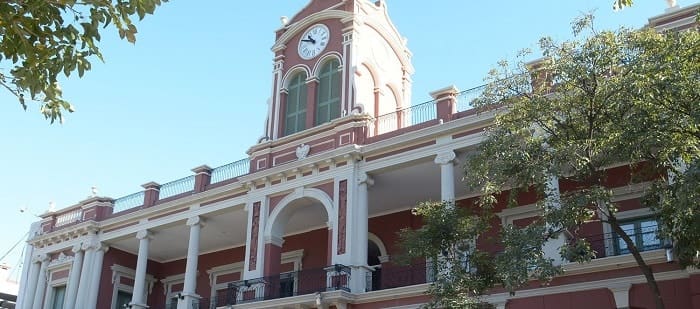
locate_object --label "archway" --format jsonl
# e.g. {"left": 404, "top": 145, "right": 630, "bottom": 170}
{"left": 367, "top": 233, "right": 389, "bottom": 291}
{"left": 262, "top": 188, "right": 336, "bottom": 298}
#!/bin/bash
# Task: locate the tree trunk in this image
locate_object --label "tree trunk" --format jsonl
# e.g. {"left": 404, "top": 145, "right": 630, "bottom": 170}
{"left": 608, "top": 216, "right": 665, "bottom": 309}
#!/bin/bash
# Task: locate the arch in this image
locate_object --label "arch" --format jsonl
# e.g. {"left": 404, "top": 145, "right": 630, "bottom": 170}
{"left": 311, "top": 52, "right": 343, "bottom": 78}
{"left": 355, "top": 63, "right": 379, "bottom": 118}
{"left": 283, "top": 70, "right": 308, "bottom": 136}
{"left": 385, "top": 82, "right": 403, "bottom": 110}
{"left": 281, "top": 64, "right": 312, "bottom": 89}
{"left": 315, "top": 57, "right": 342, "bottom": 125}
{"left": 368, "top": 232, "right": 388, "bottom": 258}
{"left": 272, "top": 10, "right": 353, "bottom": 50}
{"left": 265, "top": 187, "right": 336, "bottom": 241}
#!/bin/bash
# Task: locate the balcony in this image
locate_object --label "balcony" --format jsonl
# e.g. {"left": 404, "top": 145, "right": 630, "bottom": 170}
{"left": 195, "top": 265, "right": 351, "bottom": 308}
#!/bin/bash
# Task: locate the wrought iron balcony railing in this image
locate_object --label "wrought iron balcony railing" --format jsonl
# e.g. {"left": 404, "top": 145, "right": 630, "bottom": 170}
{"left": 208, "top": 264, "right": 351, "bottom": 306}
{"left": 366, "top": 261, "right": 434, "bottom": 292}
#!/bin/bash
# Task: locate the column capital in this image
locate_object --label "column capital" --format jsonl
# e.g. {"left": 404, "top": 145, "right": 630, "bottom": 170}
{"left": 72, "top": 243, "right": 83, "bottom": 253}
{"left": 33, "top": 253, "right": 49, "bottom": 264}
{"left": 136, "top": 230, "right": 153, "bottom": 240}
{"left": 434, "top": 151, "right": 457, "bottom": 165}
{"left": 186, "top": 216, "right": 205, "bottom": 227}
{"left": 357, "top": 173, "right": 374, "bottom": 186}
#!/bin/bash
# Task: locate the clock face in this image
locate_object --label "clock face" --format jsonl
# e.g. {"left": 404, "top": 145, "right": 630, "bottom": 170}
{"left": 298, "top": 24, "right": 330, "bottom": 60}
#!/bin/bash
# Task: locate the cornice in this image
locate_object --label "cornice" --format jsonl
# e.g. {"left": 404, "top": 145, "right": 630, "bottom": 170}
{"left": 272, "top": 10, "right": 354, "bottom": 51}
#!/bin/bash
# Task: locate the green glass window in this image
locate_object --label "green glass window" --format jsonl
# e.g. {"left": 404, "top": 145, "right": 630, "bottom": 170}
{"left": 115, "top": 290, "right": 132, "bottom": 309}
{"left": 284, "top": 72, "right": 308, "bottom": 136}
{"left": 316, "top": 59, "right": 341, "bottom": 125}
{"left": 51, "top": 286, "right": 66, "bottom": 309}
{"left": 613, "top": 217, "right": 661, "bottom": 255}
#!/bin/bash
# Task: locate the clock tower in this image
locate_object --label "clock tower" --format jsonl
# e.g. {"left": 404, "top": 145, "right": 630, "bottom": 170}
{"left": 263, "top": 0, "right": 414, "bottom": 141}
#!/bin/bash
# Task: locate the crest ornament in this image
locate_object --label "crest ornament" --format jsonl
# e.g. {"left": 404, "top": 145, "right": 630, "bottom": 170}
{"left": 296, "top": 143, "right": 310, "bottom": 159}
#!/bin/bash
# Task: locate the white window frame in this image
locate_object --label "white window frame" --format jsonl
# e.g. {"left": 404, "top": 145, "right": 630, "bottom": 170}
{"left": 161, "top": 273, "right": 186, "bottom": 307}
{"left": 602, "top": 182, "right": 656, "bottom": 257}
{"left": 110, "top": 264, "right": 155, "bottom": 309}
{"left": 43, "top": 253, "right": 72, "bottom": 309}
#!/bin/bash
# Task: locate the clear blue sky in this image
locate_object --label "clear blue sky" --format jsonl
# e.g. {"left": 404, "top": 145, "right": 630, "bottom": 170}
{"left": 0, "top": 0, "right": 680, "bottom": 280}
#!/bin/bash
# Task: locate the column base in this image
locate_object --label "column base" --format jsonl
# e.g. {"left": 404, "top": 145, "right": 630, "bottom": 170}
{"left": 128, "top": 303, "right": 149, "bottom": 309}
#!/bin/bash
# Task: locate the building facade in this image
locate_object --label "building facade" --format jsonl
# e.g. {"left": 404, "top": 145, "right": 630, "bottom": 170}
{"left": 16, "top": 1, "right": 700, "bottom": 309}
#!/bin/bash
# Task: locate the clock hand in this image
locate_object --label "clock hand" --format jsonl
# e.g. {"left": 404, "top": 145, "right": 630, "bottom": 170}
{"left": 307, "top": 35, "right": 316, "bottom": 44}
{"left": 301, "top": 39, "right": 314, "bottom": 43}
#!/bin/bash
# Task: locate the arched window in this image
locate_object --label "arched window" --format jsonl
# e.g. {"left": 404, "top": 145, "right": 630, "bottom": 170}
{"left": 315, "top": 59, "right": 341, "bottom": 125}
{"left": 285, "top": 72, "right": 308, "bottom": 136}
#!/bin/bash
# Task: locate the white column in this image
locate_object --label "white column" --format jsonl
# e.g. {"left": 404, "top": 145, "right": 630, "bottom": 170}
{"left": 31, "top": 254, "right": 50, "bottom": 309}
{"left": 434, "top": 151, "right": 457, "bottom": 203}
{"left": 131, "top": 230, "right": 152, "bottom": 309}
{"left": 21, "top": 256, "right": 42, "bottom": 309}
{"left": 350, "top": 173, "right": 373, "bottom": 293}
{"left": 17, "top": 222, "right": 40, "bottom": 309}
{"left": 75, "top": 241, "right": 96, "bottom": 306}
{"left": 86, "top": 244, "right": 108, "bottom": 309}
{"left": 63, "top": 244, "right": 84, "bottom": 309}
{"left": 179, "top": 216, "right": 203, "bottom": 309}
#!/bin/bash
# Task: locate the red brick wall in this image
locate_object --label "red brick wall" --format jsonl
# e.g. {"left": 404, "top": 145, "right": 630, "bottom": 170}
{"left": 507, "top": 288, "right": 615, "bottom": 309}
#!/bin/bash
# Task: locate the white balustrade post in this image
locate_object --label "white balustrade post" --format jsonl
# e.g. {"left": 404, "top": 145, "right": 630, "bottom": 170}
{"left": 21, "top": 256, "right": 42, "bottom": 309}
{"left": 179, "top": 216, "right": 203, "bottom": 309}
{"left": 63, "top": 244, "right": 84, "bottom": 309}
{"left": 31, "top": 254, "right": 50, "bottom": 309}
{"left": 86, "top": 244, "right": 108, "bottom": 308}
{"left": 434, "top": 151, "right": 457, "bottom": 203}
{"left": 131, "top": 230, "right": 152, "bottom": 309}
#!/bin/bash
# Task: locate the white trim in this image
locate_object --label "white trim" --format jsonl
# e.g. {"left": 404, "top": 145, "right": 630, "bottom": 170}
{"left": 496, "top": 203, "right": 539, "bottom": 226}
{"left": 367, "top": 233, "right": 389, "bottom": 264}
{"left": 161, "top": 273, "right": 186, "bottom": 296}
{"left": 109, "top": 264, "right": 155, "bottom": 309}
{"left": 208, "top": 261, "right": 245, "bottom": 300}
{"left": 265, "top": 187, "right": 336, "bottom": 240}
{"left": 601, "top": 207, "right": 655, "bottom": 257}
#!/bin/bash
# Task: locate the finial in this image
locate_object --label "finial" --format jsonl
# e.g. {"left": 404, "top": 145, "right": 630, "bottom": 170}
{"left": 280, "top": 16, "right": 289, "bottom": 26}
{"left": 91, "top": 186, "right": 98, "bottom": 197}
{"left": 48, "top": 201, "right": 56, "bottom": 212}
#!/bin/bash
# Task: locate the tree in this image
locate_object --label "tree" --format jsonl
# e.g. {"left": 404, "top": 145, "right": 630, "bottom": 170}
{"left": 399, "top": 14, "right": 699, "bottom": 309}
{"left": 0, "top": 0, "right": 167, "bottom": 123}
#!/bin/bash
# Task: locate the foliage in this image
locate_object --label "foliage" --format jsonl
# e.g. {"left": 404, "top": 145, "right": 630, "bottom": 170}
{"left": 0, "top": 0, "right": 167, "bottom": 123}
{"left": 613, "top": 0, "right": 633, "bottom": 11}
{"left": 399, "top": 14, "right": 699, "bottom": 309}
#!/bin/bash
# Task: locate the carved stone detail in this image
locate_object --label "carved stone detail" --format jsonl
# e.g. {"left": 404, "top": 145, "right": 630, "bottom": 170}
{"left": 434, "top": 151, "right": 457, "bottom": 165}
{"left": 337, "top": 180, "right": 348, "bottom": 255}
{"left": 248, "top": 202, "right": 261, "bottom": 271}
{"left": 296, "top": 143, "right": 310, "bottom": 159}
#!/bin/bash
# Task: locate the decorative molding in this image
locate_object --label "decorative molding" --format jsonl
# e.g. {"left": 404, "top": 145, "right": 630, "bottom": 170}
{"left": 186, "top": 216, "right": 204, "bottom": 227}
{"left": 136, "top": 229, "right": 153, "bottom": 240}
{"left": 337, "top": 180, "right": 348, "bottom": 255}
{"left": 110, "top": 264, "right": 156, "bottom": 293}
{"left": 296, "top": 143, "right": 311, "bottom": 160}
{"left": 434, "top": 150, "right": 456, "bottom": 165}
{"left": 48, "top": 252, "right": 73, "bottom": 269}
{"left": 248, "top": 202, "right": 261, "bottom": 271}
